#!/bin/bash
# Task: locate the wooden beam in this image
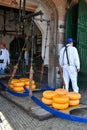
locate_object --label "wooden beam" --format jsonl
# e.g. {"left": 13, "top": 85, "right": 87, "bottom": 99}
{"left": 0, "top": 0, "right": 37, "bottom": 12}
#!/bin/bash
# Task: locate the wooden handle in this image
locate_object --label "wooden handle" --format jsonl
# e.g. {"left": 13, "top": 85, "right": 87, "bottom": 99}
{"left": 8, "top": 63, "right": 18, "bottom": 86}
{"left": 59, "top": 67, "right": 66, "bottom": 89}
{"left": 29, "top": 66, "right": 33, "bottom": 97}
{"left": 40, "top": 63, "right": 44, "bottom": 82}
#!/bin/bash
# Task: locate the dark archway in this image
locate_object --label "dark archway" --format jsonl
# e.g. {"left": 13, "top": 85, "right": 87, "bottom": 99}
{"left": 9, "top": 36, "right": 25, "bottom": 64}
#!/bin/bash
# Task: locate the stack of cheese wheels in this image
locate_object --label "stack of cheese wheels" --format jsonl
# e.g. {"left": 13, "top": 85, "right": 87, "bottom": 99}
{"left": 8, "top": 77, "right": 36, "bottom": 92}
{"left": 23, "top": 79, "right": 36, "bottom": 90}
{"left": 12, "top": 82, "right": 25, "bottom": 92}
{"left": 9, "top": 79, "right": 19, "bottom": 89}
{"left": 52, "top": 95, "right": 69, "bottom": 110}
{"left": 67, "top": 92, "right": 81, "bottom": 106}
{"left": 41, "top": 90, "right": 57, "bottom": 105}
{"left": 41, "top": 88, "right": 81, "bottom": 109}
{"left": 52, "top": 88, "right": 69, "bottom": 110}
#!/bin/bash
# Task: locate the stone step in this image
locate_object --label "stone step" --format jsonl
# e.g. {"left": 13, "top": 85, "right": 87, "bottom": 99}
{"left": 29, "top": 106, "right": 54, "bottom": 120}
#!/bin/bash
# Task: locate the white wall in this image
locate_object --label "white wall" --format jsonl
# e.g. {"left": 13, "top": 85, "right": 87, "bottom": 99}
{"left": 35, "top": 4, "right": 51, "bottom": 65}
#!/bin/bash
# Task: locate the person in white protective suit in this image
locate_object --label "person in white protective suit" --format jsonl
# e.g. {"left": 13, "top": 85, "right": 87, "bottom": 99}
{"left": 24, "top": 48, "right": 29, "bottom": 65}
{"left": 59, "top": 38, "right": 80, "bottom": 92}
{"left": 24, "top": 36, "right": 31, "bottom": 65}
{"left": 0, "top": 42, "right": 10, "bottom": 74}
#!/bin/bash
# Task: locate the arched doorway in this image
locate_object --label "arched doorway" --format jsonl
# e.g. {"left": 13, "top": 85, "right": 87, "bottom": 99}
{"left": 65, "top": 4, "right": 78, "bottom": 42}
{"left": 7, "top": 0, "right": 58, "bottom": 86}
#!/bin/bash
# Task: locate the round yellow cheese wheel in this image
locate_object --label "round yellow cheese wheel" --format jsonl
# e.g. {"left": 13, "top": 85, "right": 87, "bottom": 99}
{"left": 55, "top": 88, "right": 68, "bottom": 95}
{"left": 67, "top": 92, "right": 81, "bottom": 100}
{"left": 13, "top": 82, "right": 24, "bottom": 87}
{"left": 19, "top": 78, "right": 29, "bottom": 82}
{"left": 32, "top": 84, "right": 36, "bottom": 90}
{"left": 52, "top": 102, "right": 69, "bottom": 110}
{"left": 32, "top": 80, "right": 35, "bottom": 85}
{"left": 25, "top": 81, "right": 30, "bottom": 86}
{"left": 13, "top": 86, "right": 24, "bottom": 92}
{"left": 53, "top": 95, "right": 69, "bottom": 104}
{"left": 25, "top": 84, "right": 36, "bottom": 90}
{"left": 69, "top": 99, "right": 80, "bottom": 106}
{"left": 41, "top": 97, "right": 52, "bottom": 105}
{"left": 10, "top": 79, "right": 19, "bottom": 84}
{"left": 43, "top": 90, "right": 57, "bottom": 99}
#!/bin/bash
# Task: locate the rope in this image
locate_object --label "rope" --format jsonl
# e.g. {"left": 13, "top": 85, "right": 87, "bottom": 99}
{"left": 40, "top": 21, "right": 50, "bottom": 82}
{"left": 29, "top": 18, "right": 35, "bottom": 97}
{"left": 8, "top": 38, "right": 26, "bottom": 86}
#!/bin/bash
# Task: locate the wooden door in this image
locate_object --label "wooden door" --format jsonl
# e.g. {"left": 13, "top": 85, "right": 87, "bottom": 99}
{"left": 66, "top": 0, "right": 87, "bottom": 88}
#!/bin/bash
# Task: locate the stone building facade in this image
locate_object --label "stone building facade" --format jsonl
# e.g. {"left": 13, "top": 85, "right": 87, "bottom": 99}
{"left": 0, "top": 0, "right": 79, "bottom": 87}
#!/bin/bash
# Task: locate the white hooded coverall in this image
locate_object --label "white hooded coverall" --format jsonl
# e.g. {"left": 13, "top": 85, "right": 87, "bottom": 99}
{"left": 59, "top": 44, "right": 80, "bottom": 92}
{"left": 0, "top": 48, "right": 10, "bottom": 70}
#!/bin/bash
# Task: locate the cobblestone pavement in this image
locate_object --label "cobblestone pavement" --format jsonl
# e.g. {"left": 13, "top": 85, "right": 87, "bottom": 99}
{"left": 0, "top": 111, "right": 14, "bottom": 130}
{"left": 0, "top": 90, "right": 87, "bottom": 130}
